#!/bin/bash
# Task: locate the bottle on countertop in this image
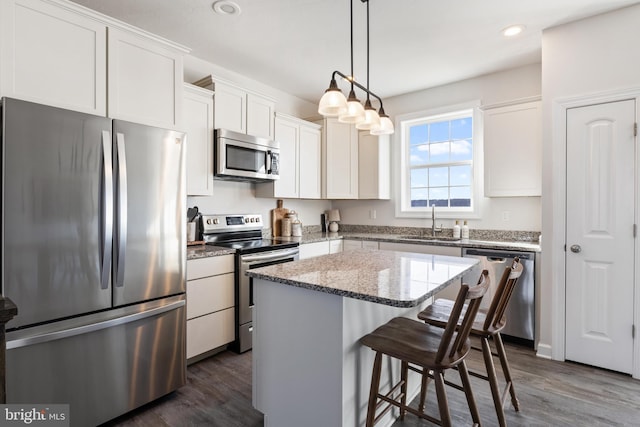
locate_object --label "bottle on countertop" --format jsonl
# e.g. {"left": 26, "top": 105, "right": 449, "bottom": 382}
{"left": 453, "top": 220, "right": 461, "bottom": 239}
{"left": 461, "top": 220, "right": 470, "bottom": 240}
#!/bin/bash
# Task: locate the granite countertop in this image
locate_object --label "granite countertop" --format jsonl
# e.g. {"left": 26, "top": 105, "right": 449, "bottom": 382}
{"left": 187, "top": 230, "right": 541, "bottom": 260}
{"left": 277, "top": 232, "right": 541, "bottom": 252}
{"left": 187, "top": 245, "right": 235, "bottom": 260}
{"left": 246, "top": 249, "right": 478, "bottom": 308}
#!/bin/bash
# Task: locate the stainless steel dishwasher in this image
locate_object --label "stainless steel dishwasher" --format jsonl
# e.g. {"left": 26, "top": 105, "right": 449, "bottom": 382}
{"left": 462, "top": 248, "right": 535, "bottom": 345}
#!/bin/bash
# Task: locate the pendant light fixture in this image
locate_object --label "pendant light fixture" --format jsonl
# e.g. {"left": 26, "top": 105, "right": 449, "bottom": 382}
{"left": 317, "top": 0, "right": 394, "bottom": 135}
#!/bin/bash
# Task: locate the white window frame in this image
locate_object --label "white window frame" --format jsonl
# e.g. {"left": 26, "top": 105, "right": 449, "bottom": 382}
{"left": 394, "top": 100, "right": 483, "bottom": 219}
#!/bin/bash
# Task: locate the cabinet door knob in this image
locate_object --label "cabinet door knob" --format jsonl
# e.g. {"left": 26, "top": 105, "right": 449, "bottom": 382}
{"left": 570, "top": 244, "right": 582, "bottom": 253}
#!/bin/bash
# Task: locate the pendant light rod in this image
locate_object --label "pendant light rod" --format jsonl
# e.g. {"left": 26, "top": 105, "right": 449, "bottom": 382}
{"left": 328, "top": 70, "right": 385, "bottom": 110}
{"left": 349, "top": 0, "right": 355, "bottom": 92}
{"left": 364, "top": 0, "right": 370, "bottom": 100}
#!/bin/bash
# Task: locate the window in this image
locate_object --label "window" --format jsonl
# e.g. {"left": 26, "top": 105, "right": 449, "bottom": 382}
{"left": 396, "top": 102, "right": 482, "bottom": 218}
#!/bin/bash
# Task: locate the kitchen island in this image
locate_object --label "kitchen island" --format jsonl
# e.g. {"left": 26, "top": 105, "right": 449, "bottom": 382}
{"left": 247, "top": 249, "right": 478, "bottom": 427}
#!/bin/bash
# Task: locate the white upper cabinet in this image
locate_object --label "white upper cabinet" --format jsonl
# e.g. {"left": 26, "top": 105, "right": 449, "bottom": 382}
{"left": 247, "top": 93, "right": 276, "bottom": 140}
{"left": 483, "top": 99, "right": 542, "bottom": 197}
{"left": 318, "top": 117, "right": 358, "bottom": 199}
{"left": 298, "top": 123, "right": 322, "bottom": 199}
{"left": 256, "top": 113, "right": 321, "bottom": 199}
{"left": 358, "top": 131, "right": 391, "bottom": 200}
{"left": 0, "top": 0, "right": 107, "bottom": 115}
{"left": 214, "top": 82, "right": 247, "bottom": 134}
{"left": 0, "top": 0, "right": 187, "bottom": 127}
{"left": 183, "top": 83, "right": 214, "bottom": 196}
{"left": 107, "top": 27, "right": 184, "bottom": 129}
{"left": 195, "top": 77, "right": 275, "bottom": 140}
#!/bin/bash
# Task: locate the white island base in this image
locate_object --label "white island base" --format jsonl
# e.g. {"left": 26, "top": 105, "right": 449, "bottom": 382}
{"left": 252, "top": 278, "right": 429, "bottom": 427}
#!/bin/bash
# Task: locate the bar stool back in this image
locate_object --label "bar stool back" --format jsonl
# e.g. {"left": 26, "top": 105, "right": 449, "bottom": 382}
{"left": 360, "top": 270, "right": 490, "bottom": 427}
{"left": 418, "top": 257, "right": 523, "bottom": 426}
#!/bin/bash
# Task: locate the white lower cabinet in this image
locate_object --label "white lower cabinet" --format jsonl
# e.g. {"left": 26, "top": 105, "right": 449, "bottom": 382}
{"left": 186, "top": 255, "right": 235, "bottom": 361}
{"left": 299, "top": 240, "right": 343, "bottom": 260}
{"left": 343, "top": 239, "right": 379, "bottom": 251}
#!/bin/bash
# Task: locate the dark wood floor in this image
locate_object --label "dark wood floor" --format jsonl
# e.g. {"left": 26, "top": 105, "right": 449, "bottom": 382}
{"left": 103, "top": 340, "right": 640, "bottom": 427}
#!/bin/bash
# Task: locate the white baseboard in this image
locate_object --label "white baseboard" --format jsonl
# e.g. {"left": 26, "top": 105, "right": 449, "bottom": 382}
{"left": 536, "top": 343, "right": 553, "bottom": 360}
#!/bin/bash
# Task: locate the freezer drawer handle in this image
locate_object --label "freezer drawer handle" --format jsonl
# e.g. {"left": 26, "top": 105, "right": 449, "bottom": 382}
{"left": 6, "top": 300, "right": 185, "bottom": 350}
{"left": 488, "top": 257, "right": 507, "bottom": 262}
{"left": 100, "top": 130, "right": 114, "bottom": 290}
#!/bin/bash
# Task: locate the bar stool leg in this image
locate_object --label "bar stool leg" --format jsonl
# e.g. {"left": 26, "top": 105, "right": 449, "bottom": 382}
{"left": 400, "top": 361, "right": 408, "bottom": 420}
{"left": 458, "top": 360, "right": 482, "bottom": 426}
{"left": 418, "top": 368, "right": 430, "bottom": 412}
{"left": 433, "top": 370, "right": 452, "bottom": 427}
{"left": 481, "top": 337, "right": 507, "bottom": 427}
{"left": 494, "top": 333, "right": 520, "bottom": 411}
{"left": 366, "top": 352, "right": 383, "bottom": 427}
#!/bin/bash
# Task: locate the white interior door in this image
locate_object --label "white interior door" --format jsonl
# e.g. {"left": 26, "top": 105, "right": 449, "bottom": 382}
{"left": 565, "top": 99, "right": 635, "bottom": 374}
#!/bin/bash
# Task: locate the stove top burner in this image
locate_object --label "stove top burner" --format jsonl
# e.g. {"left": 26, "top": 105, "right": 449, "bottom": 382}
{"left": 200, "top": 213, "right": 299, "bottom": 254}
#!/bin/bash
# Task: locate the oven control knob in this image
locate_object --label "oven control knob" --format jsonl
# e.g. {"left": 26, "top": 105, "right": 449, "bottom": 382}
{"left": 250, "top": 218, "right": 255, "bottom": 223}
{"left": 245, "top": 218, "right": 250, "bottom": 223}
{"left": 213, "top": 218, "right": 220, "bottom": 225}
{"left": 206, "top": 218, "right": 212, "bottom": 225}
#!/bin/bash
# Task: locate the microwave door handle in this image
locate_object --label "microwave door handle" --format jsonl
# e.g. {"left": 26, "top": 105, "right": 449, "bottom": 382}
{"left": 266, "top": 150, "right": 272, "bottom": 174}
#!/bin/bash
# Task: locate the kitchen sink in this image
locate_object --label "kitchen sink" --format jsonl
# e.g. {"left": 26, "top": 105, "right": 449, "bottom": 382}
{"left": 398, "top": 235, "right": 462, "bottom": 242}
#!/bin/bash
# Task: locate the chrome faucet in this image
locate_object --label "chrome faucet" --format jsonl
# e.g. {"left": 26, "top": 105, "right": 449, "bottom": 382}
{"left": 431, "top": 205, "right": 442, "bottom": 237}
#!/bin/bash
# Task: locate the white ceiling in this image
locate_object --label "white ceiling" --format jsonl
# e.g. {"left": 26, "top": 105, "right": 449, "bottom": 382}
{"left": 71, "top": 0, "right": 638, "bottom": 103}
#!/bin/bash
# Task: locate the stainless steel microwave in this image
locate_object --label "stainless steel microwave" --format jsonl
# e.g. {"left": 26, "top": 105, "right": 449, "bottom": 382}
{"left": 214, "top": 129, "right": 280, "bottom": 182}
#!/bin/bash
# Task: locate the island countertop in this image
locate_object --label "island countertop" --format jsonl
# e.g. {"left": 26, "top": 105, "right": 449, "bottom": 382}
{"left": 246, "top": 248, "right": 478, "bottom": 308}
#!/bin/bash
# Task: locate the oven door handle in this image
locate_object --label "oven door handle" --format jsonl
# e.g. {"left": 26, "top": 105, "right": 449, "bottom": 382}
{"left": 242, "top": 248, "right": 299, "bottom": 264}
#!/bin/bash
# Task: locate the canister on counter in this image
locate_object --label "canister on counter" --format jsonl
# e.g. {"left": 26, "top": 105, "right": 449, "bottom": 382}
{"left": 281, "top": 217, "right": 292, "bottom": 236}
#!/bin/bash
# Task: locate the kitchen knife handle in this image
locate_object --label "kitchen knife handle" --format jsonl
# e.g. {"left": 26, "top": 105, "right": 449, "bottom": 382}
{"left": 115, "top": 132, "right": 128, "bottom": 288}
{"left": 100, "top": 130, "right": 114, "bottom": 290}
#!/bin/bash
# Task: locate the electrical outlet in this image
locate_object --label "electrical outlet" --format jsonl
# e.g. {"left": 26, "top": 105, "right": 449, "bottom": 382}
{"left": 502, "top": 211, "right": 510, "bottom": 222}
{"left": 369, "top": 209, "right": 377, "bottom": 219}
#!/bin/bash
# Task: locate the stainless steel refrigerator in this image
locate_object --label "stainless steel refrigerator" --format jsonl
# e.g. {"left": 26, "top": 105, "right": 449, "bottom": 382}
{"left": 1, "top": 98, "right": 187, "bottom": 426}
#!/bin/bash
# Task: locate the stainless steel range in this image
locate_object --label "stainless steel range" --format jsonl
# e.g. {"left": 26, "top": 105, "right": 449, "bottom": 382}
{"left": 201, "top": 214, "right": 299, "bottom": 353}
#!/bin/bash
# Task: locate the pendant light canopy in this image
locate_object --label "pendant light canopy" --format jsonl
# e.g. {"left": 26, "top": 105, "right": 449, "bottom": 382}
{"left": 317, "top": 0, "right": 394, "bottom": 135}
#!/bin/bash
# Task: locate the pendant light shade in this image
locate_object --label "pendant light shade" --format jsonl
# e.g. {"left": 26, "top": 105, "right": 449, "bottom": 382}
{"left": 370, "top": 108, "right": 394, "bottom": 135}
{"left": 318, "top": 78, "right": 348, "bottom": 117}
{"left": 356, "top": 99, "right": 381, "bottom": 130}
{"left": 338, "top": 89, "right": 365, "bottom": 124}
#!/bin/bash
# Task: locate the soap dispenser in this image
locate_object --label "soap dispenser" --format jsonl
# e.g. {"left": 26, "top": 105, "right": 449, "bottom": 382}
{"left": 453, "top": 220, "right": 461, "bottom": 239}
{"left": 461, "top": 220, "right": 470, "bottom": 239}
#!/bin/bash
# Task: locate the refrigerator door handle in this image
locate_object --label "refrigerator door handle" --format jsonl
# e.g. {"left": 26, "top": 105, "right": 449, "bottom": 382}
{"left": 6, "top": 299, "right": 185, "bottom": 350}
{"left": 101, "top": 130, "right": 114, "bottom": 290}
{"left": 115, "top": 132, "right": 128, "bottom": 288}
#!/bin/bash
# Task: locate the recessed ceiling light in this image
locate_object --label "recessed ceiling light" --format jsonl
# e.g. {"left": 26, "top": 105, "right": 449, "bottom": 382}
{"left": 502, "top": 24, "right": 525, "bottom": 37}
{"left": 212, "top": 1, "right": 241, "bottom": 16}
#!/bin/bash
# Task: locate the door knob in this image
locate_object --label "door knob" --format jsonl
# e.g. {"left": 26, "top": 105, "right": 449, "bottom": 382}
{"left": 570, "top": 244, "right": 582, "bottom": 253}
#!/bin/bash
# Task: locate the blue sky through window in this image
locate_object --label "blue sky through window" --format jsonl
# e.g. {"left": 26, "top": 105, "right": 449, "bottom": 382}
{"left": 408, "top": 114, "right": 473, "bottom": 208}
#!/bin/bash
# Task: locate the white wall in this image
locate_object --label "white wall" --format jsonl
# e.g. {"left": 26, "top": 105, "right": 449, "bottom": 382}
{"left": 541, "top": 3, "right": 640, "bottom": 359}
{"left": 334, "top": 63, "right": 542, "bottom": 232}
{"left": 184, "top": 55, "right": 331, "bottom": 227}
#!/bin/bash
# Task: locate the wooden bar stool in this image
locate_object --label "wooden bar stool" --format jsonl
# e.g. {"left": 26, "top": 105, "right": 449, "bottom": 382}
{"left": 360, "top": 270, "right": 490, "bottom": 427}
{"left": 418, "top": 258, "right": 523, "bottom": 427}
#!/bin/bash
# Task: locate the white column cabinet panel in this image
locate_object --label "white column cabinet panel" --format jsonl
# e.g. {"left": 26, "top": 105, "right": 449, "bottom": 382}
{"left": 0, "top": 0, "right": 107, "bottom": 115}
{"left": 358, "top": 131, "right": 391, "bottom": 200}
{"left": 183, "top": 83, "right": 214, "bottom": 196}
{"left": 483, "top": 100, "right": 542, "bottom": 197}
{"left": 319, "top": 117, "right": 358, "bottom": 199}
{"left": 299, "top": 124, "right": 322, "bottom": 199}
{"left": 107, "top": 27, "right": 183, "bottom": 129}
